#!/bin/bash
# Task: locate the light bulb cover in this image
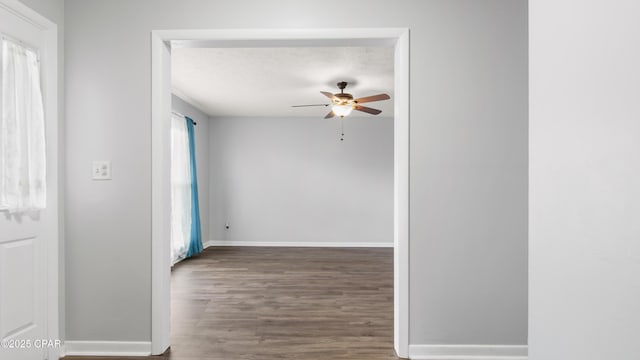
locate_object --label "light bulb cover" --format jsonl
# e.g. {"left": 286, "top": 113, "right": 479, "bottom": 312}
{"left": 332, "top": 104, "right": 353, "bottom": 117}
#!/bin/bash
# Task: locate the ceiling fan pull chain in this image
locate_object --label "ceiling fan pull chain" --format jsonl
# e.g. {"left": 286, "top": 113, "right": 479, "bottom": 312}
{"left": 340, "top": 118, "right": 345, "bottom": 141}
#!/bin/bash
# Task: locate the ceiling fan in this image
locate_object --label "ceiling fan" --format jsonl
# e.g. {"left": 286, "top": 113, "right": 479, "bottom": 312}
{"left": 292, "top": 81, "right": 390, "bottom": 119}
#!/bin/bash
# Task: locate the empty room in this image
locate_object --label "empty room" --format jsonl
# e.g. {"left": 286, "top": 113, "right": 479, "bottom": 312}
{"left": 167, "top": 44, "right": 396, "bottom": 358}
{"left": 0, "top": 1, "right": 638, "bottom": 360}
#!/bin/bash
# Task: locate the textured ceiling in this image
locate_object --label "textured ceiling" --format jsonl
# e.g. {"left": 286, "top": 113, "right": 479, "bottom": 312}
{"left": 171, "top": 46, "right": 394, "bottom": 118}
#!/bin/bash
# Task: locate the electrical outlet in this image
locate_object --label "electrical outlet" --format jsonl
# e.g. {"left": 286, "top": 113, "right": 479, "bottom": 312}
{"left": 92, "top": 161, "right": 112, "bottom": 180}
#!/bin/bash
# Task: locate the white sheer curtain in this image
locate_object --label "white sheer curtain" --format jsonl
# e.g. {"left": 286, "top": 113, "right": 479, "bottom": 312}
{"left": 0, "top": 38, "right": 46, "bottom": 212}
{"left": 170, "top": 113, "right": 192, "bottom": 264}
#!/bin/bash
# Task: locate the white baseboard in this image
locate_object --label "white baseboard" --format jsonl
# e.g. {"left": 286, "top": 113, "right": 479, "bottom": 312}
{"left": 409, "top": 344, "right": 527, "bottom": 360}
{"left": 204, "top": 240, "right": 393, "bottom": 248}
{"left": 63, "top": 341, "right": 151, "bottom": 357}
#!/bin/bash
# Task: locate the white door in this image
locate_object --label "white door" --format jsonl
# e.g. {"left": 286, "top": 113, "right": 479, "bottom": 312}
{"left": 0, "top": 5, "right": 54, "bottom": 360}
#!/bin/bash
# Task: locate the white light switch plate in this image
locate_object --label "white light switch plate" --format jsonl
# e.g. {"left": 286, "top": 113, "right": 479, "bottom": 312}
{"left": 92, "top": 161, "right": 112, "bottom": 180}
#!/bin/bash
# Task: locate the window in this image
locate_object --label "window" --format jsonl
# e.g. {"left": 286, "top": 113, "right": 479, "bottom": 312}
{"left": 170, "top": 113, "right": 192, "bottom": 263}
{"left": 0, "top": 37, "right": 46, "bottom": 211}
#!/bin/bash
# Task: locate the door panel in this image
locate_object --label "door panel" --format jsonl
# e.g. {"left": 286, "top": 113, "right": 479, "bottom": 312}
{"left": 0, "top": 219, "right": 45, "bottom": 360}
{"left": 0, "top": 238, "right": 36, "bottom": 339}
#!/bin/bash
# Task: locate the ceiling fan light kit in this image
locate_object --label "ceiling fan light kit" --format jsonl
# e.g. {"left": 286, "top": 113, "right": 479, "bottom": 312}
{"left": 332, "top": 104, "right": 353, "bottom": 117}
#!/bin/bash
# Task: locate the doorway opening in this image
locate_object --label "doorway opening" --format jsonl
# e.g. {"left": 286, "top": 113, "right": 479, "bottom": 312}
{"left": 151, "top": 28, "right": 409, "bottom": 358}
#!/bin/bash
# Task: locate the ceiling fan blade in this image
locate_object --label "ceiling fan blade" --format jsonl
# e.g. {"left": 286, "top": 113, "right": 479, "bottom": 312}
{"left": 354, "top": 105, "right": 382, "bottom": 115}
{"left": 324, "top": 110, "right": 336, "bottom": 119}
{"left": 354, "top": 93, "right": 390, "bottom": 104}
{"left": 321, "top": 91, "right": 337, "bottom": 101}
{"left": 291, "top": 104, "right": 329, "bottom": 108}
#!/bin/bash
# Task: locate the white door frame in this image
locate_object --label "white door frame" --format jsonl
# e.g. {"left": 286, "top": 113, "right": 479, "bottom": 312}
{"left": 151, "top": 28, "right": 410, "bottom": 358}
{"left": 0, "top": 1, "right": 60, "bottom": 359}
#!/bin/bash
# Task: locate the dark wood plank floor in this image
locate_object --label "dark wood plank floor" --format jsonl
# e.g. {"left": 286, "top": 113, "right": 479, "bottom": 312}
{"left": 65, "top": 246, "right": 398, "bottom": 360}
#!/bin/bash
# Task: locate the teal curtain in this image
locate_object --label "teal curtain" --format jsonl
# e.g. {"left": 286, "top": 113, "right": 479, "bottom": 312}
{"left": 185, "top": 117, "right": 203, "bottom": 257}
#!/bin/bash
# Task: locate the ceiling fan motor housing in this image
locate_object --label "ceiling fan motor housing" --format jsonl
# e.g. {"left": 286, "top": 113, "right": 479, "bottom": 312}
{"left": 333, "top": 93, "right": 354, "bottom": 105}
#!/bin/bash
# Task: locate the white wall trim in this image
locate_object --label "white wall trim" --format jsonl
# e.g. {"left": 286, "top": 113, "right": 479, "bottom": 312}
{"left": 409, "top": 345, "right": 528, "bottom": 360}
{"left": 393, "top": 29, "right": 410, "bottom": 359}
{"left": 204, "top": 240, "right": 393, "bottom": 248}
{"left": 0, "top": 0, "right": 52, "bottom": 30}
{"left": 151, "top": 32, "right": 172, "bottom": 355}
{"left": 64, "top": 341, "right": 152, "bottom": 357}
{"left": 152, "top": 28, "right": 410, "bottom": 358}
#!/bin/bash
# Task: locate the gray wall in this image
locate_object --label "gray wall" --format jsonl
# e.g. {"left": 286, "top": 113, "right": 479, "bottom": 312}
{"left": 409, "top": 1, "right": 528, "bottom": 345}
{"left": 208, "top": 116, "right": 393, "bottom": 245}
{"left": 171, "top": 94, "right": 210, "bottom": 244}
{"left": 64, "top": 0, "right": 528, "bottom": 346}
{"left": 529, "top": 0, "right": 640, "bottom": 359}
